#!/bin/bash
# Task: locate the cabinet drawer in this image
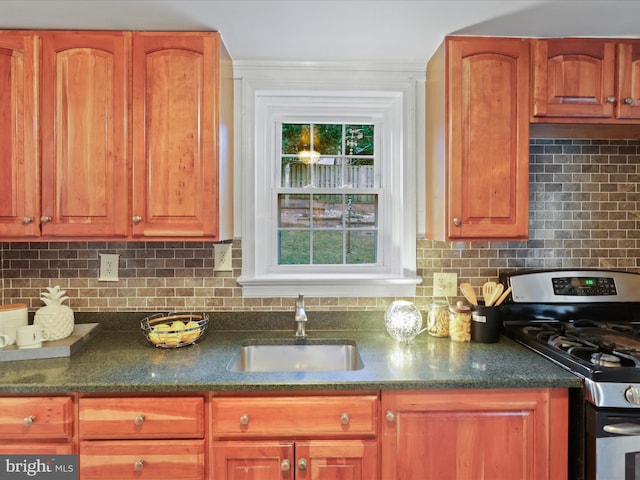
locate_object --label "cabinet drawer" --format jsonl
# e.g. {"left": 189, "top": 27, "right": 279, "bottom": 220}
{"left": 79, "top": 439, "right": 205, "bottom": 479}
{"left": 79, "top": 397, "right": 204, "bottom": 439}
{"left": 0, "top": 397, "right": 73, "bottom": 439}
{"left": 0, "top": 443, "right": 74, "bottom": 454}
{"left": 212, "top": 395, "right": 378, "bottom": 438}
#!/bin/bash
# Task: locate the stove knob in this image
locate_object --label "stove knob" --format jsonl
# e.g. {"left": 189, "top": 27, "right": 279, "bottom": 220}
{"left": 625, "top": 386, "right": 640, "bottom": 405}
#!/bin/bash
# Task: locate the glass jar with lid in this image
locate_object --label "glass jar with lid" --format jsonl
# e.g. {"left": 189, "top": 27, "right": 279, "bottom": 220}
{"left": 427, "top": 299, "right": 450, "bottom": 337}
{"left": 449, "top": 301, "right": 471, "bottom": 342}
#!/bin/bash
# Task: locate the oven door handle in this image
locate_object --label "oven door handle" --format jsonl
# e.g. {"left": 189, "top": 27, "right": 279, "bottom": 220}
{"left": 603, "top": 422, "right": 640, "bottom": 435}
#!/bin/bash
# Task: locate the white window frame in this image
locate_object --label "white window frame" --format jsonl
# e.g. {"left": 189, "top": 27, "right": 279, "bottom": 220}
{"left": 236, "top": 63, "right": 422, "bottom": 298}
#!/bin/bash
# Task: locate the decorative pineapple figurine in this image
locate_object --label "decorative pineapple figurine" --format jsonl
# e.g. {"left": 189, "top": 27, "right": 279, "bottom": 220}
{"left": 34, "top": 286, "right": 75, "bottom": 341}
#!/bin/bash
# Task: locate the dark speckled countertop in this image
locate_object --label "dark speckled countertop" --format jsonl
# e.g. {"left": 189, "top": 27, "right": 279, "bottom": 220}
{"left": 0, "top": 311, "right": 581, "bottom": 394}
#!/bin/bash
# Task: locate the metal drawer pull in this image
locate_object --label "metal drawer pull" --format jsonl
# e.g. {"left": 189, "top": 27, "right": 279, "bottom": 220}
{"left": 606, "top": 96, "right": 616, "bottom": 103}
{"left": 298, "top": 458, "right": 308, "bottom": 471}
{"left": 603, "top": 422, "right": 640, "bottom": 436}
{"left": 624, "top": 97, "right": 635, "bottom": 105}
{"left": 40, "top": 216, "right": 51, "bottom": 223}
{"left": 340, "top": 412, "right": 350, "bottom": 425}
{"left": 23, "top": 415, "right": 36, "bottom": 427}
{"left": 22, "top": 217, "right": 33, "bottom": 224}
{"left": 385, "top": 410, "right": 396, "bottom": 422}
{"left": 132, "top": 215, "right": 142, "bottom": 223}
{"left": 453, "top": 217, "right": 462, "bottom": 227}
{"left": 133, "top": 459, "right": 145, "bottom": 471}
{"left": 134, "top": 415, "right": 145, "bottom": 426}
{"left": 281, "top": 459, "right": 291, "bottom": 472}
{"left": 239, "top": 413, "right": 250, "bottom": 426}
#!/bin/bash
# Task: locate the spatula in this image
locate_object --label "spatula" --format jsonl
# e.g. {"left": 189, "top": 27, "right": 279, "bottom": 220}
{"left": 460, "top": 283, "right": 477, "bottom": 305}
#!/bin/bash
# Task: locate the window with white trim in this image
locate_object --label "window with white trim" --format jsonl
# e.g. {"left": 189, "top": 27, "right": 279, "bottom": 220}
{"left": 238, "top": 88, "right": 420, "bottom": 298}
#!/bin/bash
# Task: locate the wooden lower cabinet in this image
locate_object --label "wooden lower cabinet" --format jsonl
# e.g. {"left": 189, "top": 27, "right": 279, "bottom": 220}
{"left": 212, "top": 440, "right": 377, "bottom": 480}
{"left": 211, "top": 394, "right": 379, "bottom": 480}
{"left": 78, "top": 395, "right": 206, "bottom": 479}
{"left": 381, "top": 388, "right": 568, "bottom": 480}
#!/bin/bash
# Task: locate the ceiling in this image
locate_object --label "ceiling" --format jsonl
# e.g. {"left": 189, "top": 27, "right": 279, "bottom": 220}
{"left": 1, "top": 0, "right": 640, "bottom": 63}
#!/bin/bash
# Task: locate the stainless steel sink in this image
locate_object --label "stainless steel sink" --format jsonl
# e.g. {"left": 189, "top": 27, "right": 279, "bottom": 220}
{"left": 227, "top": 339, "right": 364, "bottom": 372}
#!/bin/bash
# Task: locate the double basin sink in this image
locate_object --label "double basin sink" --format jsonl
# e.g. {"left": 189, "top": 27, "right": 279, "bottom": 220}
{"left": 227, "top": 338, "right": 364, "bottom": 373}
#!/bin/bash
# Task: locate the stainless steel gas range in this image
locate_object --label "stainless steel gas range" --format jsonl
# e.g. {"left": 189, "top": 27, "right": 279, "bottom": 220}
{"left": 499, "top": 269, "right": 640, "bottom": 480}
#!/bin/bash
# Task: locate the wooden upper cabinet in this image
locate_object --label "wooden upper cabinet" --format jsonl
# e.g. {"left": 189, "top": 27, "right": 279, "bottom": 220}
{"left": 0, "top": 32, "right": 39, "bottom": 238}
{"left": 40, "top": 31, "right": 129, "bottom": 238}
{"left": 426, "top": 36, "right": 530, "bottom": 241}
{"left": 131, "top": 32, "right": 233, "bottom": 240}
{"left": 532, "top": 38, "right": 640, "bottom": 122}
{"left": 617, "top": 41, "right": 640, "bottom": 119}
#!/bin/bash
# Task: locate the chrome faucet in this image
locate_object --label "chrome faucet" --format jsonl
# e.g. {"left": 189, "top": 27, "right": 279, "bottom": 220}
{"left": 294, "top": 294, "right": 307, "bottom": 338}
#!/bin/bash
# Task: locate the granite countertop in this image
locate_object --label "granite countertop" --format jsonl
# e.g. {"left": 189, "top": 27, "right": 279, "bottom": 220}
{"left": 0, "top": 312, "right": 581, "bottom": 394}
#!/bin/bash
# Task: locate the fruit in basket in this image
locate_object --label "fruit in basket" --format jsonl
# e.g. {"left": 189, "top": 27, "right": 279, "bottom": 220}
{"left": 181, "top": 320, "right": 201, "bottom": 343}
{"left": 149, "top": 323, "right": 180, "bottom": 346}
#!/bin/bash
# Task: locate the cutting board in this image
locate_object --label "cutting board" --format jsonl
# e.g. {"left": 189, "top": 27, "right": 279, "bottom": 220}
{"left": 0, "top": 323, "right": 100, "bottom": 362}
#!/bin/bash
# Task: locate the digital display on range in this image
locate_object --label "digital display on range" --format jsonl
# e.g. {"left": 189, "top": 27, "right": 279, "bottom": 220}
{"left": 551, "top": 276, "right": 617, "bottom": 296}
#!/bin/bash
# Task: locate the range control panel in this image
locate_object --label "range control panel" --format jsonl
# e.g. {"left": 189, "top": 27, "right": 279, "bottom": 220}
{"left": 551, "top": 276, "right": 617, "bottom": 296}
{"left": 506, "top": 270, "right": 640, "bottom": 303}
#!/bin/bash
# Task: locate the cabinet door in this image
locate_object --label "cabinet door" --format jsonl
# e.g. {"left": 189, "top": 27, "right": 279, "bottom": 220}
{"left": 447, "top": 37, "right": 529, "bottom": 239}
{"left": 296, "top": 440, "right": 378, "bottom": 480}
{"left": 131, "top": 32, "right": 218, "bottom": 239}
{"left": 532, "top": 38, "right": 616, "bottom": 118}
{"left": 617, "top": 41, "right": 640, "bottom": 119}
{"left": 0, "top": 32, "right": 39, "bottom": 238}
{"left": 212, "top": 441, "right": 294, "bottom": 480}
{"left": 40, "top": 31, "right": 129, "bottom": 238}
{"left": 381, "top": 388, "right": 568, "bottom": 480}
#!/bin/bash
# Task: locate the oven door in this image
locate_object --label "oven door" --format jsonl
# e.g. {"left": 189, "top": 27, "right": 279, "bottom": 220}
{"left": 588, "top": 403, "right": 640, "bottom": 480}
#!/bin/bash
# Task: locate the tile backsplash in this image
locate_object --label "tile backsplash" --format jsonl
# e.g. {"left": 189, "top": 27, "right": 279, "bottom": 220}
{"left": 2, "top": 138, "right": 639, "bottom": 312}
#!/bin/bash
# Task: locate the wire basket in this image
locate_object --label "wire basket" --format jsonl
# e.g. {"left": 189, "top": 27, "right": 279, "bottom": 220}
{"left": 141, "top": 312, "right": 209, "bottom": 348}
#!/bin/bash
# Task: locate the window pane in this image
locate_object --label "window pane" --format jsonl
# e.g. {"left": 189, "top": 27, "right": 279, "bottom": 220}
{"left": 346, "top": 230, "right": 376, "bottom": 264}
{"left": 312, "top": 195, "right": 343, "bottom": 228}
{"left": 313, "top": 231, "right": 343, "bottom": 264}
{"left": 314, "top": 159, "right": 341, "bottom": 188}
{"left": 281, "top": 158, "right": 310, "bottom": 188}
{"left": 346, "top": 158, "right": 374, "bottom": 188}
{"left": 282, "top": 124, "right": 309, "bottom": 154}
{"left": 347, "top": 194, "right": 377, "bottom": 228}
{"left": 279, "top": 230, "right": 310, "bottom": 264}
{"left": 279, "top": 194, "right": 310, "bottom": 227}
{"left": 315, "top": 124, "right": 342, "bottom": 155}
{"left": 346, "top": 125, "right": 374, "bottom": 155}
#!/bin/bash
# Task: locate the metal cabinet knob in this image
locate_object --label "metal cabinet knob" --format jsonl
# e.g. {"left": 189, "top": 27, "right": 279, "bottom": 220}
{"left": 239, "top": 414, "right": 250, "bottom": 426}
{"left": 340, "top": 412, "right": 350, "bottom": 425}
{"left": 134, "top": 415, "right": 145, "bottom": 426}
{"left": 624, "top": 97, "right": 635, "bottom": 105}
{"left": 453, "top": 217, "right": 462, "bottom": 227}
{"left": 40, "top": 216, "right": 51, "bottom": 223}
{"left": 22, "top": 216, "right": 34, "bottom": 224}
{"left": 281, "top": 459, "right": 291, "bottom": 472}
{"left": 298, "top": 458, "right": 308, "bottom": 471}
{"left": 385, "top": 410, "right": 396, "bottom": 422}
{"left": 23, "top": 415, "right": 36, "bottom": 427}
{"left": 132, "top": 215, "right": 142, "bottom": 224}
{"left": 606, "top": 96, "right": 616, "bottom": 103}
{"left": 133, "top": 459, "right": 145, "bottom": 471}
